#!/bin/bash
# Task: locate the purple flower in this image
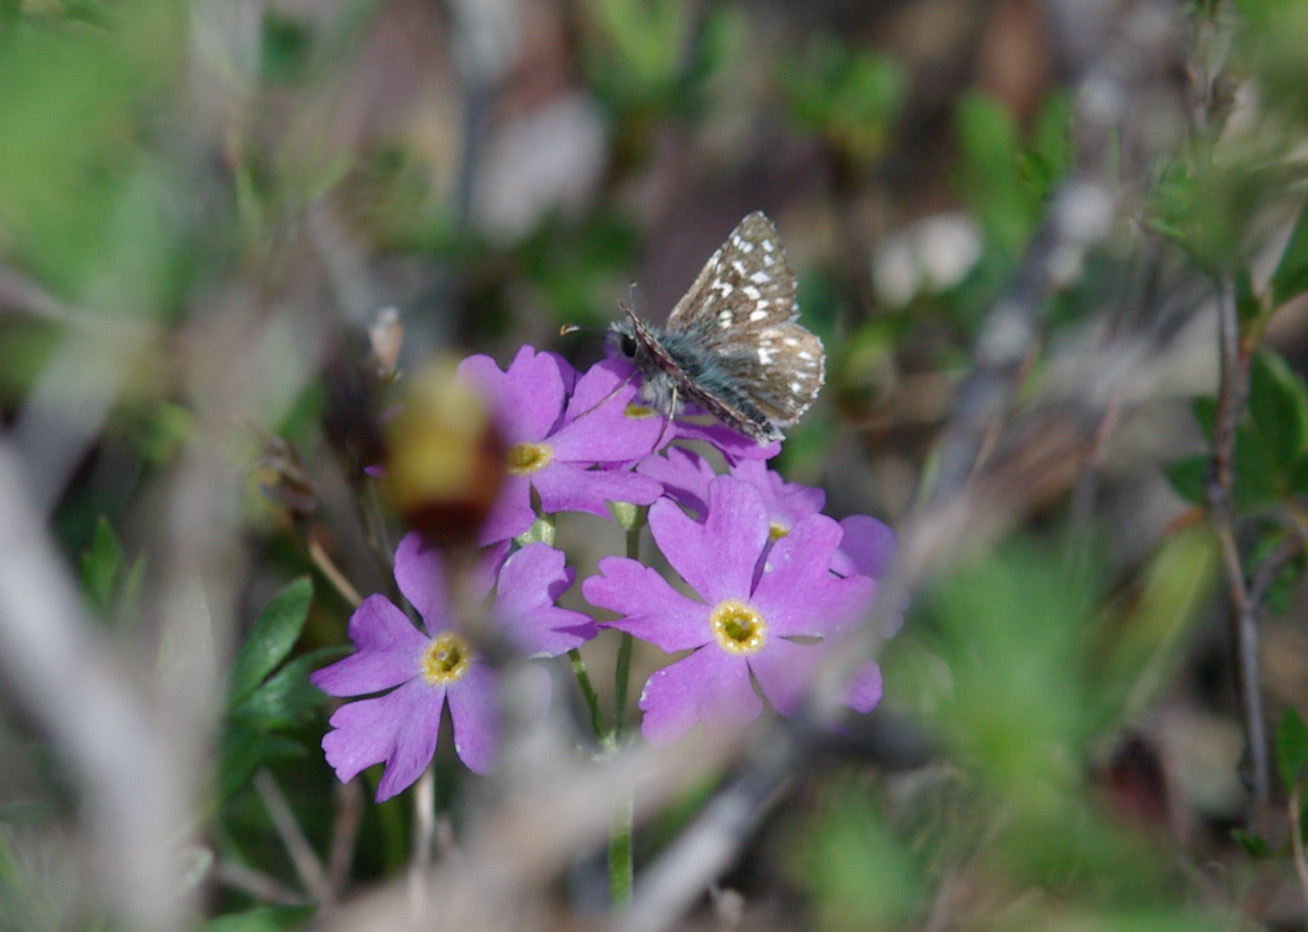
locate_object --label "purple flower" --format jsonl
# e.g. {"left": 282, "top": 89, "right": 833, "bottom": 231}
{"left": 311, "top": 532, "right": 593, "bottom": 799}
{"left": 492, "top": 542, "right": 598, "bottom": 655}
{"left": 637, "top": 450, "right": 896, "bottom": 581}
{"left": 457, "top": 347, "right": 666, "bottom": 544}
{"left": 582, "top": 476, "right": 877, "bottom": 745}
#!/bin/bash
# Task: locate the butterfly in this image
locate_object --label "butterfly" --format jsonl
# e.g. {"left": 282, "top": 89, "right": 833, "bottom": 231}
{"left": 609, "top": 211, "right": 825, "bottom": 444}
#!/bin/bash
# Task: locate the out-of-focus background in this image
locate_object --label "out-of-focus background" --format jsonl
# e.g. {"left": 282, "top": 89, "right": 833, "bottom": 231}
{"left": 6, "top": 0, "right": 1308, "bottom": 928}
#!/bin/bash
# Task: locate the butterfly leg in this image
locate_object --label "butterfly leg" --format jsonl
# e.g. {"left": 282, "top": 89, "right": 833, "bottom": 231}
{"left": 649, "top": 383, "right": 677, "bottom": 454}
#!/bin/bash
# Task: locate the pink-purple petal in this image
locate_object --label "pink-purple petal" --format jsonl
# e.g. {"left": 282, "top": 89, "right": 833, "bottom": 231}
{"left": 549, "top": 409, "right": 663, "bottom": 464}
{"left": 832, "top": 515, "right": 897, "bottom": 579}
{"left": 759, "top": 514, "right": 842, "bottom": 589}
{"left": 495, "top": 543, "right": 596, "bottom": 655}
{"left": 322, "top": 693, "right": 400, "bottom": 784}
{"left": 343, "top": 594, "right": 428, "bottom": 653}
{"left": 545, "top": 351, "right": 579, "bottom": 395}
{"left": 636, "top": 447, "right": 715, "bottom": 515}
{"left": 638, "top": 647, "right": 760, "bottom": 746}
{"left": 672, "top": 420, "right": 780, "bottom": 462}
{"left": 844, "top": 661, "right": 883, "bottom": 713}
{"left": 532, "top": 461, "right": 663, "bottom": 518}
{"left": 651, "top": 477, "right": 768, "bottom": 604}
{"left": 748, "top": 637, "right": 822, "bottom": 717}
{"left": 375, "top": 679, "right": 447, "bottom": 801}
{"left": 564, "top": 357, "right": 636, "bottom": 420}
{"left": 699, "top": 651, "right": 766, "bottom": 735}
{"left": 393, "top": 533, "right": 451, "bottom": 635}
{"left": 477, "top": 475, "right": 535, "bottom": 545}
{"left": 458, "top": 346, "right": 567, "bottom": 443}
{"left": 583, "top": 556, "right": 711, "bottom": 652}
{"left": 321, "top": 678, "right": 445, "bottom": 800}
{"left": 755, "top": 571, "right": 874, "bottom": 641}
{"left": 310, "top": 648, "right": 419, "bottom": 698}
{"left": 448, "top": 664, "right": 499, "bottom": 774}
{"left": 730, "top": 459, "right": 825, "bottom": 528}
{"left": 549, "top": 361, "right": 667, "bottom": 462}
{"left": 751, "top": 516, "right": 866, "bottom": 638}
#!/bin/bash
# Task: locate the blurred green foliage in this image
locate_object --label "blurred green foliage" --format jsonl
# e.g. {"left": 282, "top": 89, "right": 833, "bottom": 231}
{"left": 582, "top": 0, "right": 742, "bottom": 121}
{"left": 781, "top": 36, "right": 906, "bottom": 164}
{"left": 783, "top": 775, "right": 923, "bottom": 931}
{"left": 0, "top": 0, "right": 188, "bottom": 307}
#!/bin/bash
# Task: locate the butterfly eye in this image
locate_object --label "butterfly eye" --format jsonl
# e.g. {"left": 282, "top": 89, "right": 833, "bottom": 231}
{"left": 621, "top": 334, "right": 637, "bottom": 357}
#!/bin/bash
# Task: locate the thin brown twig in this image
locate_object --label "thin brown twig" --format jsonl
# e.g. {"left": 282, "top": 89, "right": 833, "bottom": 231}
{"left": 254, "top": 770, "right": 333, "bottom": 907}
{"left": 1248, "top": 533, "right": 1304, "bottom": 608}
{"left": 409, "top": 765, "right": 437, "bottom": 916}
{"left": 308, "top": 536, "right": 363, "bottom": 608}
{"left": 1204, "top": 274, "right": 1271, "bottom": 824}
{"left": 326, "top": 778, "right": 364, "bottom": 892}
{"left": 213, "top": 860, "right": 312, "bottom": 907}
{"left": 0, "top": 265, "right": 152, "bottom": 336}
{"left": 1291, "top": 782, "right": 1308, "bottom": 917}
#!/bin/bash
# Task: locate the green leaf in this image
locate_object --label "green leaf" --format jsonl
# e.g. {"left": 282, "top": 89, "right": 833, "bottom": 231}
{"left": 229, "top": 648, "right": 343, "bottom": 729}
{"left": 1163, "top": 455, "right": 1208, "bottom": 506}
{"left": 217, "top": 724, "right": 308, "bottom": 802}
{"left": 955, "top": 92, "right": 1032, "bottom": 258}
{"left": 1272, "top": 200, "right": 1308, "bottom": 307}
{"left": 1231, "top": 828, "right": 1272, "bottom": 858}
{"left": 203, "top": 905, "right": 316, "bottom": 932}
{"left": 1231, "top": 423, "right": 1283, "bottom": 509}
{"left": 80, "top": 517, "right": 125, "bottom": 614}
{"left": 1248, "top": 350, "right": 1308, "bottom": 469}
{"left": 228, "top": 578, "right": 313, "bottom": 706}
{"left": 1290, "top": 455, "right": 1308, "bottom": 495}
{"left": 1251, "top": 531, "right": 1304, "bottom": 614}
{"left": 1277, "top": 707, "right": 1308, "bottom": 790}
{"left": 116, "top": 554, "right": 146, "bottom": 628}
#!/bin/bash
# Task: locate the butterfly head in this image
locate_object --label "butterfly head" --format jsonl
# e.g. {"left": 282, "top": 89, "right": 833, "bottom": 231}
{"left": 606, "top": 316, "right": 640, "bottom": 363}
{"left": 606, "top": 309, "right": 682, "bottom": 415}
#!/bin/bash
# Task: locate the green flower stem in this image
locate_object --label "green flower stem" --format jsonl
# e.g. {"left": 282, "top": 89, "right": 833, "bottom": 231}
{"left": 536, "top": 511, "right": 604, "bottom": 743}
{"left": 569, "top": 648, "right": 606, "bottom": 740}
{"left": 613, "top": 632, "right": 634, "bottom": 742}
{"left": 609, "top": 786, "right": 635, "bottom": 908}
{"left": 607, "top": 517, "right": 644, "bottom": 908}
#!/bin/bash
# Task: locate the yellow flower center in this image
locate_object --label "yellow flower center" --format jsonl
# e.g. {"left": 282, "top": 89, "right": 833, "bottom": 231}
{"left": 624, "top": 402, "right": 658, "bottom": 419}
{"left": 710, "top": 599, "right": 767, "bottom": 655}
{"left": 506, "top": 442, "right": 553, "bottom": 475}
{"left": 420, "top": 633, "right": 473, "bottom": 685}
{"left": 769, "top": 522, "right": 789, "bottom": 542}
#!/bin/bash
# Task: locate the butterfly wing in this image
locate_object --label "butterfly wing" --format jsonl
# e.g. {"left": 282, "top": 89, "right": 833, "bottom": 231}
{"left": 666, "top": 212, "right": 799, "bottom": 335}
{"left": 724, "top": 322, "right": 824, "bottom": 427}
{"left": 664, "top": 212, "right": 824, "bottom": 428}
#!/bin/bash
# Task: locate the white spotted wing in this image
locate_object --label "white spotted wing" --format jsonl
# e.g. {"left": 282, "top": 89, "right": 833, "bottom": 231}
{"left": 664, "top": 212, "right": 825, "bottom": 428}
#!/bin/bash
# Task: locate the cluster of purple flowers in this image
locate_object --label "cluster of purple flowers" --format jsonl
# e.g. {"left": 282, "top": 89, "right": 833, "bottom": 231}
{"left": 312, "top": 345, "right": 896, "bottom": 800}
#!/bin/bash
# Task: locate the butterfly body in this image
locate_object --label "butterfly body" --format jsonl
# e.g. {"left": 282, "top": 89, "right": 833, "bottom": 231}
{"left": 610, "top": 212, "right": 825, "bottom": 444}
